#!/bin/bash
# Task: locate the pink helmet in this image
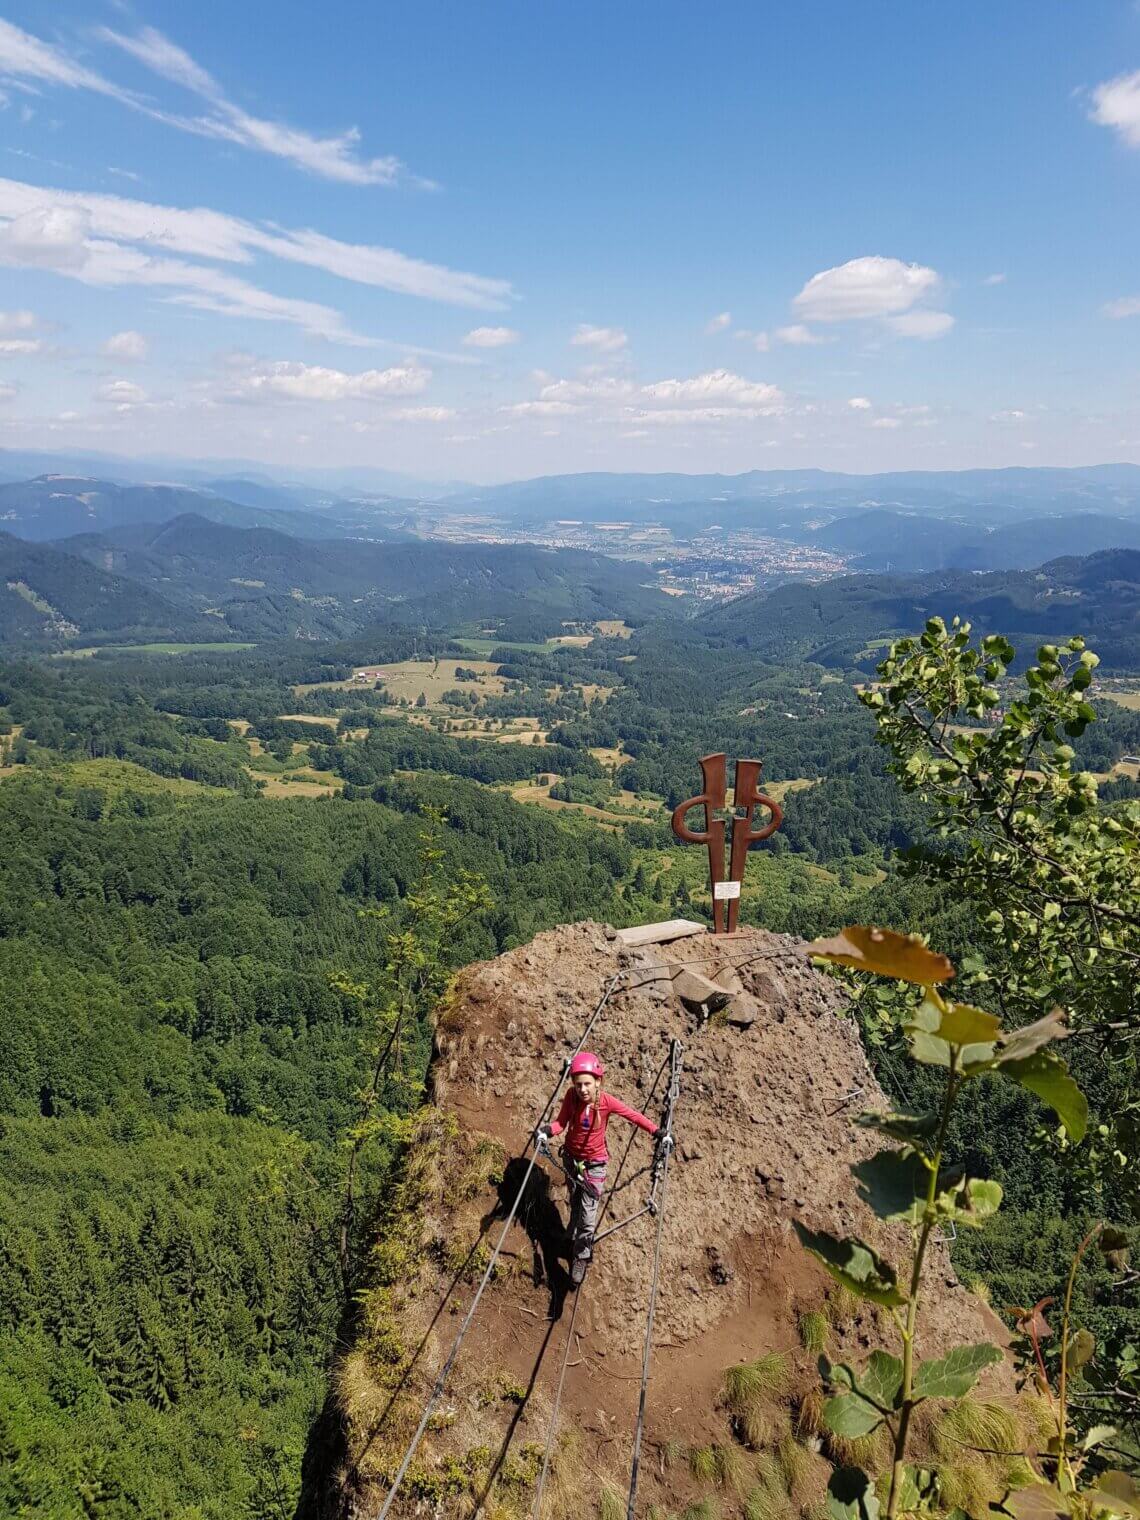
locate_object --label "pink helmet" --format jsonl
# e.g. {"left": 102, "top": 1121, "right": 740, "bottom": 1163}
{"left": 569, "top": 1051, "right": 605, "bottom": 1080}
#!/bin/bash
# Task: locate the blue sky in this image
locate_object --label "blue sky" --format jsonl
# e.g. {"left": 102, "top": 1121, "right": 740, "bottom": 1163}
{"left": 1, "top": 1, "right": 1139, "bottom": 482}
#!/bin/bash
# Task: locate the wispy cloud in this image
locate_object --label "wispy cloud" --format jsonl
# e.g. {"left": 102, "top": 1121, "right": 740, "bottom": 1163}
{"left": 570, "top": 324, "right": 628, "bottom": 353}
{"left": 0, "top": 18, "right": 426, "bottom": 187}
{"left": 983, "top": 272, "right": 1006, "bottom": 285}
{"left": 103, "top": 329, "right": 148, "bottom": 360}
{"left": 220, "top": 358, "right": 431, "bottom": 403}
{"left": 101, "top": 25, "right": 425, "bottom": 186}
{"left": 704, "top": 311, "right": 731, "bottom": 334}
{"left": 1104, "top": 296, "right": 1140, "bottom": 319}
{"left": 0, "top": 178, "right": 514, "bottom": 345}
{"left": 774, "top": 323, "right": 823, "bottom": 346}
{"left": 463, "top": 326, "right": 520, "bottom": 347}
{"left": 847, "top": 396, "right": 872, "bottom": 410}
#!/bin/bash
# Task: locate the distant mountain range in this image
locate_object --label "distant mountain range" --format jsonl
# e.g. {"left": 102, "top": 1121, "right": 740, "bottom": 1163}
{"left": 0, "top": 513, "right": 676, "bottom": 646}
{"left": 697, "top": 548, "right": 1140, "bottom": 670}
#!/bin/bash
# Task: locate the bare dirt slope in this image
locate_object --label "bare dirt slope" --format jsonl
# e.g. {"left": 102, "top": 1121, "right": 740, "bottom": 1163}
{"left": 332, "top": 921, "right": 1012, "bottom": 1519}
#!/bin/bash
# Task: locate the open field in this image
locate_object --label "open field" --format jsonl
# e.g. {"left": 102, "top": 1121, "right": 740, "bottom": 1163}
{"left": 453, "top": 637, "right": 554, "bottom": 655}
{"left": 595, "top": 619, "right": 632, "bottom": 638}
{"left": 277, "top": 713, "right": 340, "bottom": 727}
{"left": 254, "top": 770, "right": 341, "bottom": 798}
{"left": 63, "top": 641, "right": 259, "bottom": 657}
{"left": 1103, "top": 690, "right": 1140, "bottom": 711}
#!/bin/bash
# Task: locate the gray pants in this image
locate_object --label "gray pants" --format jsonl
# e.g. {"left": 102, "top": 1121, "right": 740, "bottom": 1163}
{"left": 568, "top": 1162, "right": 607, "bottom": 1261}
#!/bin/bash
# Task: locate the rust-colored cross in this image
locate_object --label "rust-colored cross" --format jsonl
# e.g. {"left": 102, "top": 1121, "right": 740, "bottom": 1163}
{"left": 670, "top": 753, "right": 783, "bottom": 933}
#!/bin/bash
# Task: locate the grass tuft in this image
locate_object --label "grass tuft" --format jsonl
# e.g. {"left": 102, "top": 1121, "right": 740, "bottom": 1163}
{"left": 934, "top": 1397, "right": 1020, "bottom": 1458}
{"left": 660, "top": 1438, "right": 685, "bottom": 1471}
{"left": 689, "top": 1445, "right": 718, "bottom": 1484}
{"left": 776, "top": 1433, "right": 810, "bottom": 1495}
{"left": 682, "top": 1501, "right": 720, "bottom": 1520}
{"left": 797, "top": 1309, "right": 829, "bottom": 1355}
{"left": 599, "top": 1482, "right": 625, "bottom": 1520}
{"left": 794, "top": 1388, "right": 825, "bottom": 1439}
{"left": 711, "top": 1443, "right": 747, "bottom": 1494}
{"left": 723, "top": 1353, "right": 789, "bottom": 1410}
{"left": 742, "top": 1482, "right": 782, "bottom": 1520}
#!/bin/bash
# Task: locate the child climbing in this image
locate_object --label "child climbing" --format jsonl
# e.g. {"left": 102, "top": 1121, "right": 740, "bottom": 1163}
{"left": 537, "top": 1052, "right": 669, "bottom": 1286}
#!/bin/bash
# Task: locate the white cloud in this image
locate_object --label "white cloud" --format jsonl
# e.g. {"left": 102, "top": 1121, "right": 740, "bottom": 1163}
{"left": 502, "top": 399, "right": 581, "bottom": 416}
{"left": 1090, "top": 69, "right": 1140, "bottom": 148}
{"left": 0, "top": 178, "right": 510, "bottom": 309}
{"left": 624, "top": 405, "right": 776, "bottom": 426}
{"left": 704, "top": 311, "right": 731, "bottom": 334}
{"left": 0, "top": 179, "right": 512, "bottom": 344}
{"left": 989, "top": 408, "right": 1027, "bottom": 423}
{"left": 0, "top": 18, "right": 135, "bottom": 104}
{"left": 393, "top": 405, "right": 456, "bottom": 422}
{"left": 774, "top": 323, "right": 823, "bottom": 346}
{"left": 847, "top": 396, "right": 872, "bottom": 410}
{"left": 230, "top": 359, "right": 430, "bottom": 402}
{"left": 639, "top": 369, "right": 784, "bottom": 411}
{"left": 0, "top": 308, "right": 36, "bottom": 333}
{"left": 983, "top": 272, "right": 1006, "bottom": 286}
{"left": 462, "top": 325, "right": 520, "bottom": 348}
{"left": 539, "top": 376, "right": 635, "bottom": 402}
{"left": 870, "top": 416, "right": 901, "bottom": 429}
{"left": 97, "top": 378, "right": 147, "bottom": 404}
{"left": 0, "top": 381, "right": 17, "bottom": 401}
{"left": 1104, "top": 296, "right": 1140, "bottom": 319}
{"left": 886, "top": 310, "right": 954, "bottom": 340}
{"left": 103, "top": 329, "right": 148, "bottom": 360}
{"left": 0, "top": 18, "right": 421, "bottom": 187}
{"left": 794, "top": 256, "right": 942, "bottom": 321}
{"left": 0, "top": 337, "right": 41, "bottom": 355}
{"left": 570, "top": 324, "right": 628, "bottom": 353}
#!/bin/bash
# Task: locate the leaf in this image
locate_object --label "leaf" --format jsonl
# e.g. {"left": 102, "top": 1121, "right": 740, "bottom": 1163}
{"left": 809, "top": 925, "right": 955, "bottom": 985}
{"left": 856, "top": 1109, "right": 939, "bottom": 1144}
{"left": 1066, "top": 1327, "right": 1095, "bottom": 1371}
{"left": 998, "top": 1050, "right": 1088, "bottom": 1141}
{"left": 997, "top": 1007, "right": 1070, "bottom": 1061}
{"left": 852, "top": 1148, "right": 928, "bottom": 1223}
{"left": 906, "top": 994, "right": 996, "bottom": 1069}
{"left": 794, "top": 1223, "right": 907, "bottom": 1306}
{"left": 1094, "top": 1471, "right": 1140, "bottom": 1517}
{"left": 1082, "top": 1425, "right": 1117, "bottom": 1452}
{"left": 823, "top": 1390, "right": 885, "bottom": 1438}
{"left": 1009, "top": 1297, "right": 1055, "bottom": 1342}
{"left": 936, "top": 1001, "right": 1002, "bottom": 1045}
{"left": 1003, "top": 1485, "right": 1071, "bottom": 1520}
{"left": 893, "top": 1466, "right": 939, "bottom": 1512}
{"left": 860, "top": 1349, "right": 904, "bottom": 1410}
{"left": 944, "top": 1177, "right": 1003, "bottom": 1228}
{"left": 913, "top": 1341, "right": 1003, "bottom": 1399}
{"left": 826, "top": 1467, "right": 882, "bottom": 1520}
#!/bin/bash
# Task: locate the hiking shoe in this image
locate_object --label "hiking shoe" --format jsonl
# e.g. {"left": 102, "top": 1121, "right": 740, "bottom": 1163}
{"left": 570, "top": 1256, "right": 588, "bottom": 1286}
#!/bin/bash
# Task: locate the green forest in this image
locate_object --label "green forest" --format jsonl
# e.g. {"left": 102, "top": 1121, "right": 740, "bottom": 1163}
{"left": 0, "top": 601, "right": 1137, "bottom": 1517}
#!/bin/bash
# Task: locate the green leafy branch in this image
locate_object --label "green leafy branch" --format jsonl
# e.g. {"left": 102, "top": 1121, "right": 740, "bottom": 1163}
{"left": 797, "top": 925, "right": 1098, "bottom": 1520}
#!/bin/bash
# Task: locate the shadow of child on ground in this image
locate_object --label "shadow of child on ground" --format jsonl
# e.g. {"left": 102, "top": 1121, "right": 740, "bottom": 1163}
{"left": 485, "top": 1156, "right": 572, "bottom": 1320}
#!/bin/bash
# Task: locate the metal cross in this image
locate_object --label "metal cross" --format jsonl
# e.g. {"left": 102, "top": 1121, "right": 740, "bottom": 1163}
{"left": 670, "top": 753, "right": 783, "bottom": 933}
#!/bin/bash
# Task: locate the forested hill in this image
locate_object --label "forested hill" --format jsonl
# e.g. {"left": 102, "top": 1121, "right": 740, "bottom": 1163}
{"left": 699, "top": 548, "right": 1140, "bottom": 669}
{"left": 2, "top": 514, "right": 677, "bottom": 644}
{"left": 0, "top": 532, "right": 216, "bottom": 645}
{"left": 0, "top": 474, "right": 363, "bottom": 542}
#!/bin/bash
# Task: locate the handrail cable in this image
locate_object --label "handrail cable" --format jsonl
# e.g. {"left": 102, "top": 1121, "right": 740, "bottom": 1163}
{"left": 626, "top": 1037, "right": 683, "bottom": 1520}
{"left": 376, "top": 973, "right": 624, "bottom": 1520}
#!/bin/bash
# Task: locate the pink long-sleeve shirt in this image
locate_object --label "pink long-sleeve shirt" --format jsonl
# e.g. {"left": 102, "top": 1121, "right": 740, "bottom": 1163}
{"left": 549, "top": 1088, "right": 658, "bottom": 1164}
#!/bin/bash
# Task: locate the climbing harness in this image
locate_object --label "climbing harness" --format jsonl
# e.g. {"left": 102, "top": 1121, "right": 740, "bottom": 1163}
{"left": 376, "top": 973, "right": 624, "bottom": 1520}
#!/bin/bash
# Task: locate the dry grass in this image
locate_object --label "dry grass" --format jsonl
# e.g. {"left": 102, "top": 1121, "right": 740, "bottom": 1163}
{"left": 797, "top": 1309, "right": 829, "bottom": 1355}
{"left": 598, "top": 1483, "right": 625, "bottom": 1520}
{"left": 689, "top": 1445, "right": 718, "bottom": 1484}
{"left": 794, "top": 1388, "right": 825, "bottom": 1440}
{"left": 776, "top": 1433, "right": 810, "bottom": 1495}
{"left": 723, "top": 1353, "right": 790, "bottom": 1409}
{"left": 933, "top": 1397, "right": 1021, "bottom": 1459}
